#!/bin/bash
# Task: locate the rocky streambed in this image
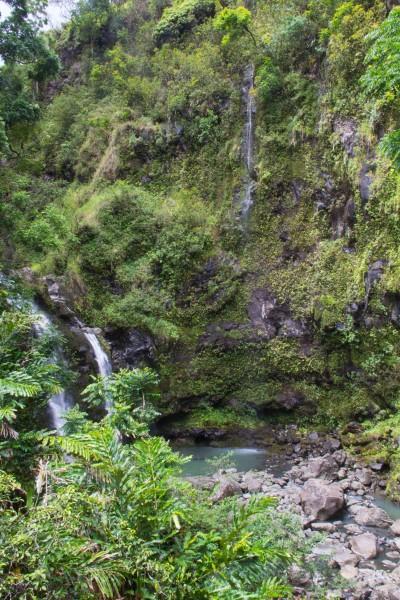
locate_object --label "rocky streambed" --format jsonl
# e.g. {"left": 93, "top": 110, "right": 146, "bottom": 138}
{"left": 184, "top": 432, "right": 400, "bottom": 599}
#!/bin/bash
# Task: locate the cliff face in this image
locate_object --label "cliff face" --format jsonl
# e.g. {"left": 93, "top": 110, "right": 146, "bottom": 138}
{"left": 2, "top": 0, "right": 400, "bottom": 433}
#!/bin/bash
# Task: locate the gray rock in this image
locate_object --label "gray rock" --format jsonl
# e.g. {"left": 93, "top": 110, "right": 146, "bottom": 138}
{"left": 340, "top": 564, "right": 359, "bottom": 581}
{"left": 288, "top": 565, "right": 311, "bottom": 586}
{"left": 350, "top": 533, "right": 378, "bottom": 560}
{"left": 357, "top": 469, "right": 373, "bottom": 486}
{"left": 186, "top": 476, "right": 215, "bottom": 490}
{"left": 390, "top": 520, "right": 400, "bottom": 536}
{"left": 370, "top": 462, "right": 385, "bottom": 472}
{"left": 301, "top": 455, "right": 338, "bottom": 480}
{"left": 311, "top": 522, "right": 337, "bottom": 533}
{"left": 242, "top": 475, "right": 263, "bottom": 494}
{"left": 211, "top": 477, "right": 242, "bottom": 503}
{"left": 333, "top": 450, "right": 347, "bottom": 466}
{"left": 393, "top": 537, "right": 400, "bottom": 551}
{"left": 391, "top": 565, "right": 400, "bottom": 582}
{"left": 353, "top": 506, "right": 392, "bottom": 528}
{"left": 333, "top": 547, "right": 359, "bottom": 567}
{"left": 372, "top": 585, "right": 400, "bottom": 600}
{"left": 300, "top": 479, "right": 344, "bottom": 521}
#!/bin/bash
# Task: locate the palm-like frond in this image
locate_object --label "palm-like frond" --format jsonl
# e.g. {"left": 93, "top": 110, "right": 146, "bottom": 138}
{"left": 0, "top": 376, "right": 41, "bottom": 398}
{"left": 85, "top": 551, "right": 126, "bottom": 598}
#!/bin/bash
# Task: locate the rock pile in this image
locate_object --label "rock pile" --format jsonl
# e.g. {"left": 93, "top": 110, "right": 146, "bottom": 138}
{"left": 187, "top": 437, "right": 400, "bottom": 599}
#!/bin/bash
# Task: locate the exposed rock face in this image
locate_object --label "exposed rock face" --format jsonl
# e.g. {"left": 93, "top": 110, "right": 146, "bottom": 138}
{"left": 350, "top": 532, "right": 378, "bottom": 560}
{"left": 107, "top": 327, "right": 155, "bottom": 369}
{"left": 300, "top": 479, "right": 344, "bottom": 520}
{"left": 247, "top": 289, "right": 308, "bottom": 339}
{"left": 359, "top": 161, "right": 374, "bottom": 203}
{"left": 365, "top": 260, "right": 387, "bottom": 297}
{"left": 334, "top": 118, "right": 358, "bottom": 158}
{"left": 198, "top": 287, "right": 310, "bottom": 361}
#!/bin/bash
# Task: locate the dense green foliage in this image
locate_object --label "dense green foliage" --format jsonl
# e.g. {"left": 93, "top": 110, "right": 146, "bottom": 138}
{"left": 2, "top": 0, "right": 400, "bottom": 489}
{"left": 5, "top": 0, "right": 400, "bottom": 594}
{"left": 0, "top": 283, "right": 305, "bottom": 598}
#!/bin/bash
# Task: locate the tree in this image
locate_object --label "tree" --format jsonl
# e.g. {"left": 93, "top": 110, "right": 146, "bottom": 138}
{"left": 213, "top": 6, "right": 255, "bottom": 47}
{"left": 362, "top": 7, "right": 400, "bottom": 168}
{"left": 0, "top": 0, "right": 60, "bottom": 155}
{"left": 362, "top": 6, "right": 400, "bottom": 100}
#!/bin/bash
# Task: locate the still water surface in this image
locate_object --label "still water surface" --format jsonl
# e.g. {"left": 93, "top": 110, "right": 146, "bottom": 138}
{"left": 177, "top": 446, "right": 283, "bottom": 477}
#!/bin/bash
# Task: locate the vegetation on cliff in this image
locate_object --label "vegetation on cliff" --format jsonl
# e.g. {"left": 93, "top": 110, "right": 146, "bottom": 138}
{"left": 2, "top": 0, "right": 400, "bottom": 495}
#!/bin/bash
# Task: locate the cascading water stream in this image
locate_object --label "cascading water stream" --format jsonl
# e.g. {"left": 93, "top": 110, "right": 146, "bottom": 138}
{"left": 31, "top": 305, "right": 73, "bottom": 433}
{"left": 1, "top": 272, "right": 73, "bottom": 433}
{"left": 240, "top": 64, "right": 256, "bottom": 223}
{"left": 83, "top": 330, "right": 113, "bottom": 411}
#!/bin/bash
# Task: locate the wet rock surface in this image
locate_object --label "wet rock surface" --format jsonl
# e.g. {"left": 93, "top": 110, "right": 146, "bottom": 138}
{"left": 186, "top": 432, "right": 400, "bottom": 598}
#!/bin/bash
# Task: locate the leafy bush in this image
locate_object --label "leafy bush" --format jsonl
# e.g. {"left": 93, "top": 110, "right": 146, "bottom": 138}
{"left": 256, "top": 58, "right": 281, "bottom": 104}
{"left": 213, "top": 6, "right": 253, "bottom": 46}
{"left": 153, "top": 0, "right": 215, "bottom": 46}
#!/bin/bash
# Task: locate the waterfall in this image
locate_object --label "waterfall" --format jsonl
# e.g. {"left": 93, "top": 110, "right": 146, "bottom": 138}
{"left": 240, "top": 64, "right": 256, "bottom": 223}
{"left": 31, "top": 305, "right": 73, "bottom": 433}
{"left": 83, "top": 330, "right": 113, "bottom": 411}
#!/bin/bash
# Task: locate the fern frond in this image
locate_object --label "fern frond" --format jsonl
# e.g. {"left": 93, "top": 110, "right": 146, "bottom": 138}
{"left": 0, "top": 376, "right": 41, "bottom": 398}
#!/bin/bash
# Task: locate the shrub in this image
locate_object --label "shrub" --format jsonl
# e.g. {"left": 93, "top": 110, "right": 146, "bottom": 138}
{"left": 256, "top": 58, "right": 282, "bottom": 104}
{"left": 153, "top": 0, "right": 215, "bottom": 46}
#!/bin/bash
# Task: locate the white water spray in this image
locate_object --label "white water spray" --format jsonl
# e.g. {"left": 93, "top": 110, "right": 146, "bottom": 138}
{"left": 83, "top": 330, "right": 113, "bottom": 411}
{"left": 31, "top": 305, "right": 73, "bottom": 433}
{"left": 240, "top": 64, "right": 256, "bottom": 222}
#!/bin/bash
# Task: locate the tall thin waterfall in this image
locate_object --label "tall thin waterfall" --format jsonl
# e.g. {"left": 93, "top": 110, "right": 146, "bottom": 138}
{"left": 31, "top": 305, "right": 73, "bottom": 433}
{"left": 83, "top": 330, "right": 113, "bottom": 411}
{"left": 240, "top": 64, "right": 256, "bottom": 222}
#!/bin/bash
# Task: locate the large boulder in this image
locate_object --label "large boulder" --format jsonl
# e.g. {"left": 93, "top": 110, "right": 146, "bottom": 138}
{"left": 333, "top": 547, "right": 359, "bottom": 567}
{"left": 301, "top": 455, "right": 338, "bottom": 481}
{"left": 242, "top": 474, "right": 263, "bottom": 494}
{"left": 353, "top": 506, "right": 392, "bottom": 528}
{"left": 300, "top": 479, "right": 344, "bottom": 521}
{"left": 350, "top": 533, "right": 378, "bottom": 560}
{"left": 372, "top": 585, "right": 400, "bottom": 600}
{"left": 211, "top": 477, "right": 242, "bottom": 503}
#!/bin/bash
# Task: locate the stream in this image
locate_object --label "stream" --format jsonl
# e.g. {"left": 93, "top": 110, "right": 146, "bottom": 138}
{"left": 240, "top": 63, "right": 256, "bottom": 224}
{"left": 179, "top": 443, "right": 400, "bottom": 515}
{"left": 31, "top": 304, "right": 74, "bottom": 433}
{"left": 1, "top": 272, "right": 113, "bottom": 429}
